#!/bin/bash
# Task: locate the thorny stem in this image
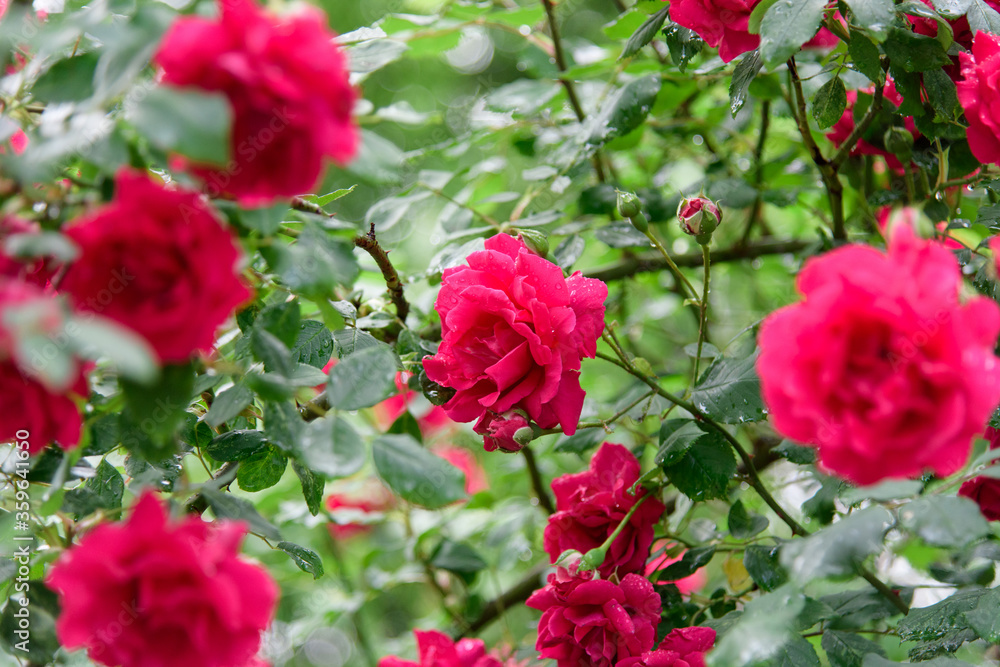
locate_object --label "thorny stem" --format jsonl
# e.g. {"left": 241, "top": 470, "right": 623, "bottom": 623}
{"left": 354, "top": 222, "right": 410, "bottom": 332}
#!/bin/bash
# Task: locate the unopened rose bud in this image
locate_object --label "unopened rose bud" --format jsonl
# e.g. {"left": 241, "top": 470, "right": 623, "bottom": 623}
{"left": 578, "top": 545, "right": 608, "bottom": 573}
{"left": 513, "top": 426, "right": 535, "bottom": 446}
{"left": 616, "top": 190, "right": 642, "bottom": 219}
{"left": 677, "top": 197, "right": 722, "bottom": 245}
{"left": 518, "top": 230, "right": 549, "bottom": 258}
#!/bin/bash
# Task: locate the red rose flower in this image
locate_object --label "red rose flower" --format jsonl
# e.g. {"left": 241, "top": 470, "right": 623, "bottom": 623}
{"left": 909, "top": 0, "right": 1000, "bottom": 78}
{"left": 46, "top": 491, "right": 278, "bottom": 667}
{"left": 378, "top": 629, "right": 503, "bottom": 667}
{"left": 60, "top": 169, "right": 251, "bottom": 363}
{"left": 826, "top": 78, "right": 917, "bottom": 172}
{"left": 0, "top": 360, "right": 87, "bottom": 454}
{"left": 526, "top": 564, "right": 661, "bottom": 667}
{"left": 665, "top": 0, "right": 762, "bottom": 63}
{"left": 958, "top": 32, "right": 1000, "bottom": 165}
{"left": 0, "top": 216, "right": 59, "bottom": 287}
{"left": 615, "top": 627, "right": 716, "bottom": 667}
{"left": 473, "top": 410, "right": 531, "bottom": 452}
{"left": 423, "top": 234, "right": 607, "bottom": 441}
{"left": 758, "top": 225, "right": 1000, "bottom": 485}
{"left": 154, "top": 0, "right": 358, "bottom": 206}
{"left": 958, "top": 425, "right": 1000, "bottom": 520}
{"left": 544, "top": 443, "right": 665, "bottom": 578}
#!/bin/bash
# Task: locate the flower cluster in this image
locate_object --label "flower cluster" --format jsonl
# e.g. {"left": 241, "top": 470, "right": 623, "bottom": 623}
{"left": 424, "top": 233, "right": 607, "bottom": 452}
{"left": 378, "top": 630, "right": 506, "bottom": 667}
{"left": 958, "top": 32, "right": 1000, "bottom": 165}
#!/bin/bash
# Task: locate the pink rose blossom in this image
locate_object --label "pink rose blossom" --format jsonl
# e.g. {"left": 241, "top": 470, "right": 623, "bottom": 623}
{"left": 473, "top": 410, "right": 531, "bottom": 452}
{"left": 424, "top": 234, "right": 607, "bottom": 441}
{"left": 544, "top": 443, "right": 665, "bottom": 578}
{"left": 526, "top": 563, "right": 661, "bottom": 667}
{"left": 615, "top": 627, "right": 716, "bottom": 667}
{"left": 154, "top": 0, "right": 358, "bottom": 206}
{"left": 958, "top": 32, "right": 1000, "bottom": 165}
{"left": 46, "top": 492, "right": 277, "bottom": 667}
{"left": 665, "top": 0, "right": 762, "bottom": 63}
{"left": 378, "top": 629, "right": 503, "bottom": 667}
{"left": 758, "top": 225, "right": 1000, "bottom": 485}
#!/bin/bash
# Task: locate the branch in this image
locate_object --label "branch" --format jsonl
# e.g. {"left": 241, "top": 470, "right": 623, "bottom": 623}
{"left": 583, "top": 239, "right": 811, "bottom": 282}
{"left": 453, "top": 564, "right": 548, "bottom": 639}
{"left": 522, "top": 445, "right": 556, "bottom": 514}
{"left": 354, "top": 222, "right": 410, "bottom": 327}
{"left": 831, "top": 83, "right": 884, "bottom": 170}
{"left": 540, "top": 0, "right": 585, "bottom": 123}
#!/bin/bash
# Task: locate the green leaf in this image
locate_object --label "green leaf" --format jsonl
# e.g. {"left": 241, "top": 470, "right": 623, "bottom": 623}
{"left": 277, "top": 541, "right": 325, "bottom": 579}
{"left": 898, "top": 589, "right": 988, "bottom": 642}
{"left": 663, "top": 430, "right": 737, "bottom": 501}
{"left": 292, "top": 460, "right": 325, "bottom": 516}
{"left": 236, "top": 445, "right": 287, "bottom": 492}
{"left": 255, "top": 301, "right": 301, "bottom": 348}
{"left": 63, "top": 458, "right": 125, "bottom": 516}
{"left": 762, "top": 636, "right": 821, "bottom": 667}
{"left": 823, "top": 630, "right": 887, "bottom": 667}
{"left": 848, "top": 31, "right": 884, "bottom": 83}
{"left": 554, "top": 428, "right": 605, "bottom": 454}
{"left": 744, "top": 545, "right": 788, "bottom": 592}
{"left": 129, "top": 88, "right": 231, "bottom": 166}
{"left": 298, "top": 413, "right": 367, "bottom": 478}
{"left": 707, "top": 585, "right": 806, "bottom": 667}
{"left": 251, "top": 329, "right": 294, "bottom": 376}
{"left": 931, "top": 0, "right": 975, "bottom": 17}
{"left": 327, "top": 344, "right": 399, "bottom": 410}
{"left": 32, "top": 52, "right": 99, "bottom": 103}
{"left": 780, "top": 507, "right": 893, "bottom": 583}
{"left": 656, "top": 419, "right": 707, "bottom": 466}
{"left": 862, "top": 656, "right": 975, "bottom": 667}
{"left": 729, "top": 500, "right": 769, "bottom": 538}
{"left": 773, "top": 440, "right": 816, "bottom": 465}
{"left": 839, "top": 479, "right": 923, "bottom": 505}
{"left": 690, "top": 349, "right": 766, "bottom": 424}
{"left": 263, "top": 401, "right": 303, "bottom": 454}
{"left": 898, "top": 496, "right": 990, "bottom": 548}
{"left": 962, "top": 587, "right": 1000, "bottom": 643}
{"left": 0, "top": 582, "right": 60, "bottom": 664}
{"left": 292, "top": 320, "right": 334, "bottom": 369}
{"left": 661, "top": 546, "right": 716, "bottom": 579}
{"left": 924, "top": 68, "right": 961, "bottom": 121}
{"left": 967, "top": 0, "right": 1000, "bottom": 34}
{"left": 883, "top": 28, "right": 952, "bottom": 72}
{"left": 431, "top": 539, "right": 487, "bottom": 583}
{"left": 844, "top": 0, "right": 897, "bottom": 39}
{"left": 119, "top": 363, "right": 195, "bottom": 460}
{"left": 372, "top": 434, "right": 466, "bottom": 508}
{"left": 262, "top": 224, "right": 360, "bottom": 297}
{"left": 302, "top": 185, "right": 357, "bottom": 207}
{"left": 730, "top": 50, "right": 764, "bottom": 118}
{"left": 621, "top": 6, "right": 671, "bottom": 59}
{"left": 205, "top": 430, "right": 266, "bottom": 461}
{"left": 234, "top": 202, "right": 288, "bottom": 236}
{"left": 584, "top": 74, "right": 661, "bottom": 147}
{"left": 206, "top": 382, "right": 254, "bottom": 428}
{"left": 66, "top": 316, "right": 158, "bottom": 384}
{"left": 813, "top": 77, "right": 848, "bottom": 129}
{"left": 759, "top": 0, "right": 829, "bottom": 66}
{"left": 201, "top": 488, "right": 281, "bottom": 541}
{"left": 663, "top": 22, "right": 705, "bottom": 72}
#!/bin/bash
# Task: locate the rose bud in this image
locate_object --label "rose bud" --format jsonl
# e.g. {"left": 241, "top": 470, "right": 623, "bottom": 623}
{"left": 678, "top": 196, "right": 722, "bottom": 244}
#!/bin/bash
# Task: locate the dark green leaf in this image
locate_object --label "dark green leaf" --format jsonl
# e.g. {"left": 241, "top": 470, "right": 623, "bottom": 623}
{"left": 32, "top": 52, "right": 99, "bottom": 103}
{"left": 663, "top": 22, "right": 704, "bottom": 72}
{"left": 661, "top": 546, "right": 715, "bottom": 580}
{"left": 773, "top": 440, "right": 816, "bottom": 465}
{"left": 256, "top": 301, "right": 301, "bottom": 348}
{"left": 883, "top": 28, "right": 952, "bottom": 72}
{"left": 201, "top": 488, "right": 281, "bottom": 541}
{"left": 293, "top": 460, "right": 325, "bottom": 516}
{"left": 663, "top": 431, "right": 737, "bottom": 501}
{"left": 431, "top": 539, "right": 487, "bottom": 583}
{"left": 813, "top": 77, "right": 848, "bottom": 129}
{"left": 327, "top": 344, "right": 399, "bottom": 410}
{"left": 845, "top": 0, "right": 896, "bottom": 38}
{"left": 263, "top": 401, "right": 303, "bottom": 454}
{"left": 823, "top": 629, "right": 887, "bottom": 667}
{"left": 585, "top": 74, "right": 661, "bottom": 146}
{"left": 206, "top": 382, "right": 254, "bottom": 428}
{"left": 690, "top": 349, "right": 766, "bottom": 424}
{"left": 251, "top": 329, "right": 294, "bottom": 376}
{"left": 621, "top": 6, "right": 671, "bottom": 59}
{"left": 292, "top": 320, "right": 334, "bottom": 369}
{"left": 924, "top": 68, "right": 960, "bottom": 121}
{"left": 372, "top": 434, "right": 466, "bottom": 508}
{"left": 897, "top": 588, "right": 987, "bottom": 642}
{"left": 730, "top": 50, "right": 764, "bottom": 118}
{"left": 759, "top": 0, "right": 828, "bottom": 66}
{"left": 848, "top": 31, "right": 884, "bottom": 83}
{"left": 554, "top": 428, "right": 605, "bottom": 454}
{"left": 0, "top": 582, "right": 60, "bottom": 664}
{"left": 236, "top": 445, "right": 287, "bottom": 492}
{"left": 967, "top": 0, "right": 1000, "bottom": 34}
{"left": 762, "top": 636, "right": 821, "bottom": 667}
{"left": 277, "top": 541, "right": 325, "bottom": 579}
{"left": 205, "top": 430, "right": 267, "bottom": 462}
{"left": 729, "top": 500, "right": 769, "bottom": 538}
{"left": 656, "top": 419, "right": 707, "bottom": 466}
{"left": 709, "top": 586, "right": 806, "bottom": 666}
{"left": 744, "top": 545, "right": 788, "bottom": 592}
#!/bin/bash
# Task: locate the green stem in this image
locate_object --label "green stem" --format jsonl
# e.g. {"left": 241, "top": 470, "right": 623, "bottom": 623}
{"left": 643, "top": 229, "right": 700, "bottom": 301}
{"left": 522, "top": 445, "right": 556, "bottom": 514}
{"left": 692, "top": 244, "right": 711, "bottom": 384}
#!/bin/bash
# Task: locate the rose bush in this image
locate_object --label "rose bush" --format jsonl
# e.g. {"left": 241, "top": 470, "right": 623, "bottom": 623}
{"left": 6, "top": 0, "right": 1000, "bottom": 666}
